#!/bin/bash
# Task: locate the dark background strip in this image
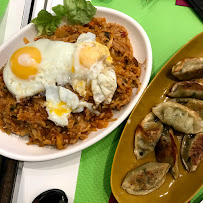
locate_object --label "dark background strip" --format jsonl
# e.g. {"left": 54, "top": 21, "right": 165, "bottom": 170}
{"left": 187, "top": 0, "right": 203, "bottom": 19}
{"left": 0, "top": 156, "right": 18, "bottom": 203}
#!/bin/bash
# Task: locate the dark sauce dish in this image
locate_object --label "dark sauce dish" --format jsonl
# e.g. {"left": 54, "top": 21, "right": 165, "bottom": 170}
{"left": 32, "top": 189, "right": 68, "bottom": 203}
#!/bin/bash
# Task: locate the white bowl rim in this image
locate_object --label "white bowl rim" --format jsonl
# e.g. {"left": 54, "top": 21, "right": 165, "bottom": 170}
{"left": 0, "top": 6, "right": 152, "bottom": 161}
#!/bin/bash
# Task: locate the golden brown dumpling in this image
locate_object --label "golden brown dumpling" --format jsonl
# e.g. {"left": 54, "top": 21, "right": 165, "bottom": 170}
{"left": 168, "top": 80, "right": 203, "bottom": 100}
{"left": 155, "top": 126, "right": 179, "bottom": 179}
{"left": 171, "top": 58, "right": 203, "bottom": 80}
{"left": 134, "top": 112, "right": 163, "bottom": 160}
{"left": 121, "top": 162, "right": 170, "bottom": 195}
{"left": 181, "top": 133, "right": 203, "bottom": 172}
{"left": 169, "top": 98, "right": 203, "bottom": 119}
{"left": 152, "top": 101, "right": 203, "bottom": 134}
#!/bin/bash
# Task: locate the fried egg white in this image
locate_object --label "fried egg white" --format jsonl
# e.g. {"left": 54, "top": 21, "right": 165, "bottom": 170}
{"left": 45, "top": 85, "right": 98, "bottom": 126}
{"left": 71, "top": 32, "right": 117, "bottom": 104}
{"left": 3, "top": 32, "right": 117, "bottom": 126}
{"left": 3, "top": 39, "right": 75, "bottom": 99}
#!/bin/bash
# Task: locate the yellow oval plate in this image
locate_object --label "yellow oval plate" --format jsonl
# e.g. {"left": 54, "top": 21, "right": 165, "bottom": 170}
{"left": 111, "top": 32, "right": 203, "bottom": 203}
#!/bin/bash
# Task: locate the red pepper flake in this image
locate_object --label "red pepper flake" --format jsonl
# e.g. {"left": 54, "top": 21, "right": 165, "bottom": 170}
{"left": 88, "top": 21, "right": 95, "bottom": 27}
{"left": 34, "top": 37, "right": 41, "bottom": 41}
{"left": 121, "top": 31, "right": 126, "bottom": 38}
{"left": 23, "top": 37, "right": 30, "bottom": 44}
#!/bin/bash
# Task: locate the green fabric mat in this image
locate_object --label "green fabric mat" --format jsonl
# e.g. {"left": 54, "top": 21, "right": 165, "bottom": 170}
{"left": 75, "top": 0, "right": 203, "bottom": 202}
{"left": 0, "top": 0, "right": 9, "bottom": 20}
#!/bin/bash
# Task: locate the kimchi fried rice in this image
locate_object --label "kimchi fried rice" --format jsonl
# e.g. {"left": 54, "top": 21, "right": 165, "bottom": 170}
{"left": 0, "top": 18, "right": 141, "bottom": 149}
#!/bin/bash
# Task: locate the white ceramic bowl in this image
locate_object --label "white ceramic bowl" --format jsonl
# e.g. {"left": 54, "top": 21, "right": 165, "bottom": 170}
{"left": 0, "top": 7, "right": 152, "bottom": 161}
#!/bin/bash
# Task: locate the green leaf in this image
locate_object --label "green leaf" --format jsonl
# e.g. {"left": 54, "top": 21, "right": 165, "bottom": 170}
{"left": 63, "top": 0, "right": 76, "bottom": 11}
{"left": 86, "top": 1, "right": 96, "bottom": 17}
{"left": 36, "top": 25, "right": 44, "bottom": 36}
{"left": 31, "top": 10, "right": 62, "bottom": 36}
{"left": 64, "top": 0, "right": 97, "bottom": 25}
{"left": 31, "top": 0, "right": 96, "bottom": 36}
{"left": 36, "top": 10, "right": 53, "bottom": 23}
{"left": 52, "top": 5, "right": 67, "bottom": 17}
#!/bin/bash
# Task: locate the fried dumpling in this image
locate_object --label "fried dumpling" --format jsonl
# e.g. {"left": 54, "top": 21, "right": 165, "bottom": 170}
{"left": 155, "top": 126, "right": 179, "bottom": 179}
{"left": 134, "top": 112, "right": 163, "bottom": 160}
{"left": 169, "top": 98, "right": 203, "bottom": 119}
{"left": 181, "top": 133, "right": 203, "bottom": 172}
{"left": 121, "top": 162, "right": 170, "bottom": 195}
{"left": 152, "top": 101, "right": 203, "bottom": 134}
{"left": 171, "top": 57, "right": 203, "bottom": 80}
{"left": 168, "top": 80, "right": 203, "bottom": 100}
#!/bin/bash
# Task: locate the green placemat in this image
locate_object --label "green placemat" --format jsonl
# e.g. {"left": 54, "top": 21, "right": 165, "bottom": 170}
{"left": 75, "top": 0, "right": 203, "bottom": 202}
{"left": 0, "top": 0, "right": 9, "bottom": 20}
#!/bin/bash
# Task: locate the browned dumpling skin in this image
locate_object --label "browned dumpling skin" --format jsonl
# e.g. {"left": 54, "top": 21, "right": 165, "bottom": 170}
{"left": 152, "top": 101, "right": 203, "bottom": 134}
{"left": 134, "top": 112, "right": 163, "bottom": 160}
{"left": 168, "top": 80, "right": 203, "bottom": 100}
{"left": 155, "top": 126, "right": 179, "bottom": 179}
{"left": 172, "top": 58, "right": 203, "bottom": 80}
{"left": 169, "top": 98, "right": 203, "bottom": 119}
{"left": 121, "top": 162, "right": 170, "bottom": 195}
{"left": 181, "top": 133, "right": 203, "bottom": 172}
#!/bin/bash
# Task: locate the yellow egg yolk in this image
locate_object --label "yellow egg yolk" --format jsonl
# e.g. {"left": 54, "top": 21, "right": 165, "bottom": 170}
{"left": 71, "top": 66, "right": 75, "bottom": 73}
{"left": 50, "top": 101, "right": 71, "bottom": 116}
{"left": 10, "top": 46, "right": 41, "bottom": 79}
{"left": 79, "top": 42, "right": 112, "bottom": 69}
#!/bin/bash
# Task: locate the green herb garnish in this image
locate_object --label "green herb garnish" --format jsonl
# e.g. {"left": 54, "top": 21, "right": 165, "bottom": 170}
{"left": 32, "top": 0, "right": 96, "bottom": 36}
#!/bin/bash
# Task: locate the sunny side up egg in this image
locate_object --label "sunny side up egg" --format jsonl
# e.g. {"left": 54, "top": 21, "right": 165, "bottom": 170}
{"left": 3, "top": 39, "right": 75, "bottom": 98}
{"left": 72, "top": 34, "right": 117, "bottom": 104}
{"left": 3, "top": 32, "right": 117, "bottom": 126}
